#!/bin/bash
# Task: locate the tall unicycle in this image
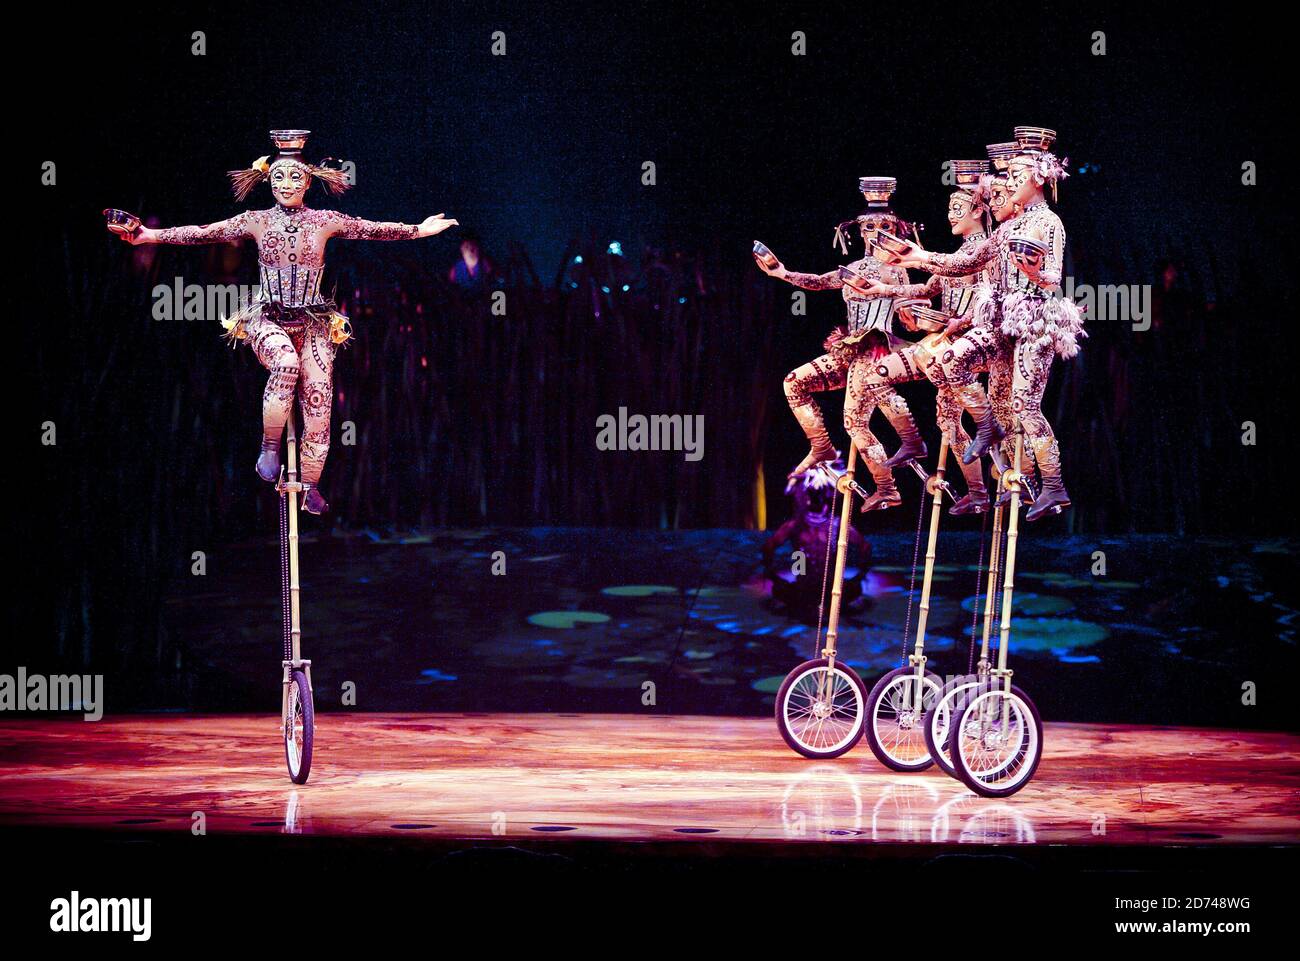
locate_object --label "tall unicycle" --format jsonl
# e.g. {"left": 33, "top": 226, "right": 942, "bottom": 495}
{"left": 775, "top": 444, "right": 872, "bottom": 759}
{"left": 278, "top": 417, "right": 315, "bottom": 784}
{"left": 864, "top": 437, "right": 951, "bottom": 771}
{"left": 926, "top": 468, "right": 1004, "bottom": 778}
{"left": 949, "top": 422, "right": 1043, "bottom": 797}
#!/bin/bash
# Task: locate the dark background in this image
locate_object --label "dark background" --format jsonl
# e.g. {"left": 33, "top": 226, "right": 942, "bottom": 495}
{"left": 20, "top": 2, "right": 1297, "bottom": 711}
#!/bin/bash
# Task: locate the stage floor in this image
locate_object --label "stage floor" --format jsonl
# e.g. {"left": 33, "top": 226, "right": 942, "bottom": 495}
{"left": 1, "top": 714, "right": 1296, "bottom": 847}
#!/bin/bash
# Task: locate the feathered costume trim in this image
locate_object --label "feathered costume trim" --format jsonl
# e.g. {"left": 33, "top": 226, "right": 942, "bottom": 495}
{"left": 968, "top": 282, "right": 1000, "bottom": 332}
{"left": 999, "top": 291, "right": 1086, "bottom": 359}
{"left": 220, "top": 301, "right": 352, "bottom": 349}
{"left": 823, "top": 325, "right": 903, "bottom": 363}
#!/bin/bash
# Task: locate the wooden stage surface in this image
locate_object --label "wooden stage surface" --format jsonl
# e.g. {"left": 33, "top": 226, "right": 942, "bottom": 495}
{"left": 1, "top": 714, "right": 1297, "bottom": 847}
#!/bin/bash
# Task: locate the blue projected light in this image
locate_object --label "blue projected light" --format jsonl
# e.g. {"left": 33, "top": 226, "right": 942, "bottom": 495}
{"left": 607, "top": 241, "right": 623, "bottom": 256}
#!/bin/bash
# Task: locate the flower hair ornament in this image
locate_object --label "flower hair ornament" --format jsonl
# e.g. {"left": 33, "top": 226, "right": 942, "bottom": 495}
{"left": 227, "top": 129, "right": 353, "bottom": 202}
{"left": 1012, "top": 126, "right": 1069, "bottom": 201}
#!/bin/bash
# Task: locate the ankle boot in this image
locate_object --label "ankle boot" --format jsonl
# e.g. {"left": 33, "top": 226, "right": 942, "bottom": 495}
{"left": 790, "top": 443, "right": 839, "bottom": 477}
{"left": 787, "top": 401, "right": 838, "bottom": 477}
{"left": 301, "top": 483, "right": 329, "bottom": 515}
{"left": 859, "top": 483, "right": 902, "bottom": 513}
{"left": 1026, "top": 477, "right": 1070, "bottom": 521}
{"left": 256, "top": 438, "right": 280, "bottom": 483}
{"left": 950, "top": 447, "right": 987, "bottom": 515}
{"left": 952, "top": 384, "right": 1004, "bottom": 464}
{"left": 882, "top": 420, "right": 928, "bottom": 469}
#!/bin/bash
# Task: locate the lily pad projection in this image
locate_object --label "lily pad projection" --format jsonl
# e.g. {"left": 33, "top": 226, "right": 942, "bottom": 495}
{"left": 527, "top": 611, "right": 611, "bottom": 629}
{"left": 472, "top": 636, "right": 578, "bottom": 667}
{"left": 961, "top": 592, "right": 1074, "bottom": 617}
{"left": 602, "top": 585, "right": 679, "bottom": 597}
{"left": 1001, "top": 617, "right": 1108, "bottom": 652}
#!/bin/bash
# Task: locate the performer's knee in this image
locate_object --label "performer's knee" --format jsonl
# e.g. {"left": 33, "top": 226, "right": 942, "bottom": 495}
{"left": 784, "top": 369, "right": 808, "bottom": 405}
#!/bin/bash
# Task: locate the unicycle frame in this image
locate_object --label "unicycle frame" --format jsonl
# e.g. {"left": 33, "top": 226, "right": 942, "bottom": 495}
{"left": 277, "top": 417, "right": 313, "bottom": 740}
{"left": 901, "top": 436, "right": 951, "bottom": 711}
{"left": 987, "top": 424, "right": 1027, "bottom": 723}
{"left": 818, "top": 443, "right": 863, "bottom": 672}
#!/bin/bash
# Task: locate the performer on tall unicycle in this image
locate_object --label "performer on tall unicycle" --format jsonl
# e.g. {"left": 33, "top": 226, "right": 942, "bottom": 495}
{"left": 754, "top": 177, "right": 922, "bottom": 512}
{"left": 106, "top": 129, "right": 458, "bottom": 514}
{"left": 885, "top": 128, "right": 1083, "bottom": 520}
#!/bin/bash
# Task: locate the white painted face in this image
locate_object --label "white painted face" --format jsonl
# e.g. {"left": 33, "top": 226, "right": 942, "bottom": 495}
{"left": 269, "top": 161, "right": 311, "bottom": 206}
{"left": 1005, "top": 156, "right": 1042, "bottom": 210}
{"left": 990, "top": 180, "right": 1014, "bottom": 223}
{"left": 947, "top": 192, "right": 982, "bottom": 236}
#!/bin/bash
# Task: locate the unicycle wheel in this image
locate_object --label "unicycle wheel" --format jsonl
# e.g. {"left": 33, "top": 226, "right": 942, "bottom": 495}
{"left": 285, "top": 669, "right": 314, "bottom": 784}
{"left": 926, "top": 673, "right": 983, "bottom": 778}
{"left": 774, "top": 658, "right": 868, "bottom": 759}
{"left": 864, "top": 666, "right": 944, "bottom": 771}
{"left": 948, "top": 681, "right": 1042, "bottom": 797}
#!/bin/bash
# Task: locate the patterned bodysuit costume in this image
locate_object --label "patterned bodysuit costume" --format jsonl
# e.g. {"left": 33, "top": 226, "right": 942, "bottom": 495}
{"left": 158, "top": 206, "right": 419, "bottom": 501}
{"left": 782, "top": 252, "right": 915, "bottom": 506}
{"left": 922, "top": 197, "right": 1083, "bottom": 519}
{"left": 849, "top": 229, "right": 993, "bottom": 514}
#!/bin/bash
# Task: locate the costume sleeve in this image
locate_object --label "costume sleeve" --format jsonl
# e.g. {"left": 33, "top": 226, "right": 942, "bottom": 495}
{"left": 923, "top": 232, "right": 998, "bottom": 277}
{"left": 156, "top": 211, "right": 254, "bottom": 245}
{"left": 1036, "top": 216, "right": 1064, "bottom": 289}
{"left": 878, "top": 265, "right": 928, "bottom": 295}
{"left": 784, "top": 270, "right": 843, "bottom": 291}
{"left": 329, "top": 213, "right": 419, "bottom": 241}
{"left": 880, "top": 277, "right": 941, "bottom": 298}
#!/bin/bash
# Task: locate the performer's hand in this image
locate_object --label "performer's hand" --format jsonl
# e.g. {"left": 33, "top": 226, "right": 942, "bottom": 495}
{"left": 944, "top": 317, "right": 966, "bottom": 338}
{"left": 417, "top": 214, "right": 459, "bottom": 238}
{"left": 897, "top": 243, "right": 928, "bottom": 268}
{"left": 1011, "top": 249, "right": 1045, "bottom": 278}
{"left": 115, "top": 225, "right": 157, "bottom": 246}
{"left": 754, "top": 254, "right": 786, "bottom": 278}
{"left": 856, "top": 279, "right": 892, "bottom": 298}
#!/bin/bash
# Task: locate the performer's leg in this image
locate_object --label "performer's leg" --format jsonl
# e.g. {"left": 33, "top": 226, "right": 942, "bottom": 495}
{"left": 1011, "top": 338, "right": 1071, "bottom": 521}
{"left": 941, "top": 327, "right": 1004, "bottom": 464}
{"left": 988, "top": 345, "right": 1036, "bottom": 501}
{"left": 860, "top": 348, "right": 929, "bottom": 468}
{"left": 844, "top": 356, "right": 901, "bottom": 512}
{"left": 247, "top": 316, "right": 300, "bottom": 483}
{"left": 936, "top": 387, "right": 988, "bottom": 515}
{"left": 295, "top": 325, "right": 338, "bottom": 515}
{"left": 784, "top": 354, "right": 847, "bottom": 476}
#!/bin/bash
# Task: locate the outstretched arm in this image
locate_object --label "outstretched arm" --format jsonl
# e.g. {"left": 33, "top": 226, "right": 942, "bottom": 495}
{"left": 754, "top": 247, "right": 843, "bottom": 290}
{"left": 329, "top": 212, "right": 458, "bottom": 241}
{"left": 120, "top": 212, "right": 254, "bottom": 246}
{"left": 914, "top": 233, "right": 998, "bottom": 277}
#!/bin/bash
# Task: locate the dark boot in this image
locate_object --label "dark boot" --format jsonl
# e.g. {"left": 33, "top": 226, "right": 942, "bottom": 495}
{"left": 790, "top": 443, "right": 839, "bottom": 478}
{"left": 255, "top": 438, "right": 280, "bottom": 483}
{"left": 1025, "top": 480, "right": 1070, "bottom": 521}
{"left": 882, "top": 421, "right": 928, "bottom": 469}
{"left": 787, "top": 401, "right": 839, "bottom": 478}
{"left": 952, "top": 384, "right": 1004, "bottom": 465}
{"left": 950, "top": 491, "right": 989, "bottom": 516}
{"left": 302, "top": 483, "right": 329, "bottom": 515}
{"left": 963, "top": 408, "right": 1005, "bottom": 464}
{"left": 951, "top": 446, "right": 988, "bottom": 516}
{"left": 859, "top": 483, "right": 902, "bottom": 513}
